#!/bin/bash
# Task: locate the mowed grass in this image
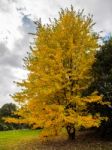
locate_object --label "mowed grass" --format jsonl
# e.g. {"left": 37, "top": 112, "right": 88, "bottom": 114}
{"left": 1, "top": 129, "right": 112, "bottom": 150}
{"left": 18, "top": 130, "right": 112, "bottom": 150}
{"left": 0, "top": 129, "right": 40, "bottom": 150}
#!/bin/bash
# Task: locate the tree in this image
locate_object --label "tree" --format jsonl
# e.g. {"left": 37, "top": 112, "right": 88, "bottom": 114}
{"left": 92, "top": 37, "right": 112, "bottom": 104}
{"left": 6, "top": 7, "right": 105, "bottom": 140}
{"left": 0, "top": 103, "right": 31, "bottom": 130}
{"left": 0, "top": 103, "right": 17, "bottom": 130}
{"left": 0, "top": 103, "right": 17, "bottom": 117}
{"left": 90, "top": 37, "right": 112, "bottom": 136}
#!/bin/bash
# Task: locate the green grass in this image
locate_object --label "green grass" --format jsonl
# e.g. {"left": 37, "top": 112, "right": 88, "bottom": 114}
{"left": 0, "top": 129, "right": 40, "bottom": 150}
{"left": 1, "top": 129, "right": 112, "bottom": 150}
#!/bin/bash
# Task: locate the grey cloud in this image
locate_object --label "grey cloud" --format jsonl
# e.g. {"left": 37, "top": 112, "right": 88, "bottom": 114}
{"left": 0, "top": 14, "right": 35, "bottom": 106}
{"left": 22, "top": 15, "right": 36, "bottom": 33}
{"left": 0, "top": 66, "right": 19, "bottom": 106}
{"left": 0, "top": 43, "right": 21, "bottom": 67}
{"left": 0, "top": 15, "right": 35, "bottom": 68}
{"left": 0, "top": 43, "right": 8, "bottom": 56}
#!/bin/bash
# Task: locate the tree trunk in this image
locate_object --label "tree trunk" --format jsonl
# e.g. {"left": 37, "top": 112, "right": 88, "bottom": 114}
{"left": 66, "top": 124, "right": 76, "bottom": 140}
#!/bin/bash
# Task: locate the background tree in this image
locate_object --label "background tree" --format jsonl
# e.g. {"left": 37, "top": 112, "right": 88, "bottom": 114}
{"left": 0, "top": 103, "right": 17, "bottom": 117}
{"left": 0, "top": 103, "right": 17, "bottom": 130}
{"left": 6, "top": 7, "right": 105, "bottom": 140}
{"left": 89, "top": 37, "right": 112, "bottom": 136}
{"left": 0, "top": 103, "right": 30, "bottom": 130}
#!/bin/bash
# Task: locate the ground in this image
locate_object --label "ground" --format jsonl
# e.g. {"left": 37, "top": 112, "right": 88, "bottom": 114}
{"left": 0, "top": 130, "right": 40, "bottom": 150}
{"left": 0, "top": 129, "right": 112, "bottom": 150}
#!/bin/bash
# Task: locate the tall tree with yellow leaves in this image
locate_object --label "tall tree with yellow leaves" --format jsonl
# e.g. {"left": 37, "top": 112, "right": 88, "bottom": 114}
{"left": 7, "top": 7, "right": 106, "bottom": 140}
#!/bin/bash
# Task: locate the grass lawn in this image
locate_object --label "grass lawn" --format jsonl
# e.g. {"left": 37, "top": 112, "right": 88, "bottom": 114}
{"left": 17, "top": 130, "right": 112, "bottom": 150}
{"left": 1, "top": 129, "right": 112, "bottom": 150}
{"left": 0, "top": 129, "right": 40, "bottom": 150}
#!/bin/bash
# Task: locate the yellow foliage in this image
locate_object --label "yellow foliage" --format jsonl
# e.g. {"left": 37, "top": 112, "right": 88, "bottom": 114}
{"left": 6, "top": 6, "right": 106, "bottom": 139}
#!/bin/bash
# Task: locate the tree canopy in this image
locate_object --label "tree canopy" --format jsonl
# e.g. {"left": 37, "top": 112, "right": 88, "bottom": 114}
{"left": 0, "top": 103, "right": 17, "bottom": 130}
{"left": 90, "top": 37, "right": 112, "bottom": 117}
{"left": 0, "top": 103, "right": 16, "bottom": 117}
{"left": 6, "top": 7, "right": 106, "bottom": 140}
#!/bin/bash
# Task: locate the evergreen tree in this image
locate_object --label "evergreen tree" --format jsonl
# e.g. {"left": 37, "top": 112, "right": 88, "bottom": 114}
{"left": 93, "top": 37, "right": 112, "bottom": 105}
{"left": 90, "top": 37, "right": 112, "bottom": 137}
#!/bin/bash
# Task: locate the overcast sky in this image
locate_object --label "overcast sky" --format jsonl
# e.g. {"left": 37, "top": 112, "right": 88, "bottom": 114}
{"left": 0, "top": 0, "right": 112, "bottom": 106}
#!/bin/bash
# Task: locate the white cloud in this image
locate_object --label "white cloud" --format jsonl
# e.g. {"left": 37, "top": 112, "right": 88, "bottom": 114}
{"left": 0, "top": 0, "right": 23, "bottom": 50}
{"left": 0, "top": 0, "right": 112, "bottom": 51}
{"left": 10, "top": 0, "right": 112, "bottom": 39}
{"left": 12, "top": 67, "right": 28, "bottom": 79}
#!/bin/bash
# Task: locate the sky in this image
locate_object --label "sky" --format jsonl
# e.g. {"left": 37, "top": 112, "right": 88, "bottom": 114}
{"left": 0, "top": 0, "right": 112, "bottom": 106}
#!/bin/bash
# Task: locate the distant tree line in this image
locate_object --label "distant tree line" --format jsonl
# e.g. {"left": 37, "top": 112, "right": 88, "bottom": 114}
{"left": 0, "top": 103, "right": 30, "bottom": 131}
